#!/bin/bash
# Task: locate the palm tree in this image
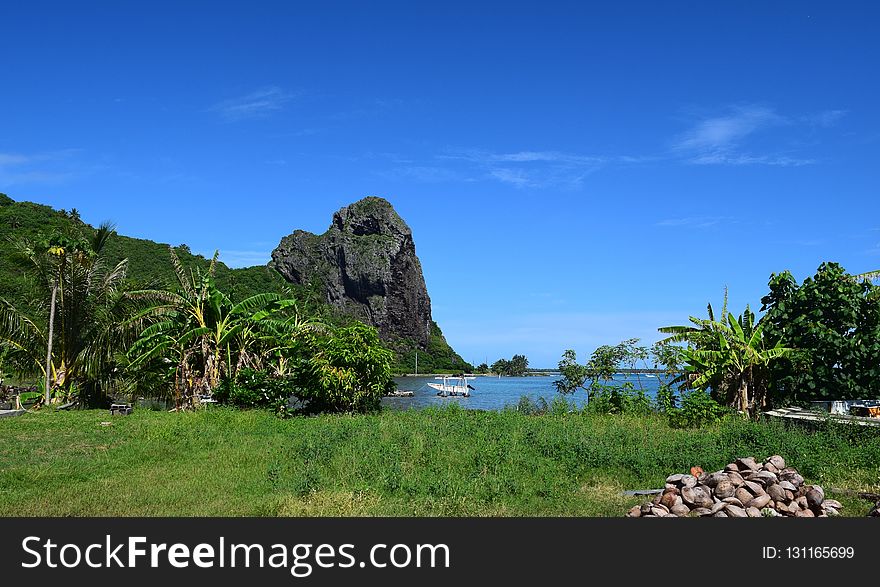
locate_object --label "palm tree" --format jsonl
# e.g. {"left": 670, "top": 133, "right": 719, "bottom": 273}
{"left": 0, "top": 223, "right": 129, "bottom": 404}
{"left": 854, "top": 270, "right": 880, "bottom": 282}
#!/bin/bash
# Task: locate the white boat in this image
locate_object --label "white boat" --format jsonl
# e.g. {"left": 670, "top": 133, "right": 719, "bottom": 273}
{"left": 428, "top": 375, "right": 476, "bottom": 397}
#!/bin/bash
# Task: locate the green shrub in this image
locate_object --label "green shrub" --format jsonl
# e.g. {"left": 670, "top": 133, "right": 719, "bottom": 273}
{"left": 549, "top": 395, "right": 574, "bottom": 416}
{"left": 585, "top": 383, "right": 652, "bottom": 416}
{"left": 292, "top": 322, "right": 394, "bottom": 414}
{"left": 667, "top": 389, "right": 730, "bottom": 428}
{"left": 508, "top": 396, "right": 551, "bottom": 415}
{"left": 654, "top": 384, "right": 677, "bottom": 413}
{"left": 215, "top": 368, "right": 294, "bottom": 413}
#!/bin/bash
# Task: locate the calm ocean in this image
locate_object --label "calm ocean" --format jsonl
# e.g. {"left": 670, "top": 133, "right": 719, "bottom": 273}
{"left": 383, "top": 373, "right": 670, "bottom": 411}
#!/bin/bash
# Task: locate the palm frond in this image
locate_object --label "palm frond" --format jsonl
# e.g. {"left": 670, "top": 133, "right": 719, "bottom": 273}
{"left": 0, "top": 298, "right": 48, "bottom": 377}
{"left": 168, "top": 246, "right": 196, "bottom": 298}
{"left": 854, "top": 269, "right": 880, "bottom": 282}
{"left": 208, "top": 250, "right": 220, "bottom": 277}
{"left": 126, "top": 289, "right": 188, "bottom": 307}
{"left": 91, "top": 222, "right": 117, "bottom": 254}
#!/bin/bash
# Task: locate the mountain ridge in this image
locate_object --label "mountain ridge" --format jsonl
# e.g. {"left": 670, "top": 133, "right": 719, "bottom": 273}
{"left": 0, "top": 192, "right": 469, "bottom": 373}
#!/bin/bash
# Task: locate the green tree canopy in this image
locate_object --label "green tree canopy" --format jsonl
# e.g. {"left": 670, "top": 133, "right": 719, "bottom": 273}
{"left": 0, "top": 222, "right": 132, "bottom": 404}
{"left": 491, "top": 355, "right": 529, "bottom": 376}
{"left": 554, "top": 340, "right": 636, "bottom": 395}
{"left": 292, "top": 322, "right": 394, "bottom": 413}
{"left": 760, "top": 262, "right": 880, "bottom": 404}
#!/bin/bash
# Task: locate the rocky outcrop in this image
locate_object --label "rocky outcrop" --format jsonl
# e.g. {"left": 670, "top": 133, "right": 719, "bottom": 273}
{"left": 270, "top": 197, "right": 434, "bottom": 349}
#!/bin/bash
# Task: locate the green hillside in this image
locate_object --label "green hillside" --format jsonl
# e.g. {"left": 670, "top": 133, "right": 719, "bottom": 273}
{"left": 0, "top": 193, "right": 467, "bottom": 373}
{"left": 0, "top": 193, "right": 290, "bottom": 308}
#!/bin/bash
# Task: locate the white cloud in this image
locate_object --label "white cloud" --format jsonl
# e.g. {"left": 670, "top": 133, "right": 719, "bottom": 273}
{"left": 379, "top": 165, "right": 467, "bottom": 183}
{"left": 375, "top": 148, "right": 611, "bottom": 189}
{"left": 672, "top": 105, "right": 785, "bottom": 152}
{"left": 376, "top": 104, "right": 833, "bottom": 186}
{"left": 802, "top": 109, "right": 847, "bottom": 127}
{"left": 210, "top": 86, "right": 294, "bottom": 121}
{"left": 0, "top": 153, "right": 32, "bottom": 166}
{"left": 451, "top": 150, "right": 606, "bottom": 165}
{"left": 0, "top": 149, "right": 90, "bottom": 186}
{"left": 439, "top": 148, "right": 610, "bottom": 189}
{"left": 669, "top": 105, "right": 837, "bottom": 167}
{"left": 489, "top": 168, "right": 535, "bottom": 187}
{"left": 688, "top": 153, "right": 815, "bottom": 166}
{"left": 655, "top": 216, "right": 733, "bottom": 229}
{"left": 442, "top": 149, "right": 606, "bottom": 166}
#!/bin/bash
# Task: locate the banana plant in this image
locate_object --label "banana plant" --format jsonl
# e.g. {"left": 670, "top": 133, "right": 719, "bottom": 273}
{"left": 676, "top": 307, "right": 793, "bottom": 418}
{"left": 657, "top": 288, "right": 730, "bottom": 390}
{"left": 127, "top": 247, "right": 322, "bottom": 409}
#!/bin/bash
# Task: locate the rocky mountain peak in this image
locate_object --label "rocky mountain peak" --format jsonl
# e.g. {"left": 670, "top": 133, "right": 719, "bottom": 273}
{"left": 270, "top": 196, "right": 433, "bottom": 349}
{"left": 332, "top": 196, "right": 406, "bottom": 237}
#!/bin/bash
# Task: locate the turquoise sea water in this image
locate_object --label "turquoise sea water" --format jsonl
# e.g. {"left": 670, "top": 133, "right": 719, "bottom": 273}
{"left": 383, "top": 374, "right": 670, "bottom": 411}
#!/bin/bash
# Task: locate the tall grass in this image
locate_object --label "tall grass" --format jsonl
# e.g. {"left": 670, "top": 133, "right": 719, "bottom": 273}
{"left": 1, "top": 406, "right": 877, "bottom": 516}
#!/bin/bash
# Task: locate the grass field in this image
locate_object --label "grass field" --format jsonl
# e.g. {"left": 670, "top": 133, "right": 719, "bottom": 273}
{"left": 1, "top": 406, "right": 878, "bottom": 516}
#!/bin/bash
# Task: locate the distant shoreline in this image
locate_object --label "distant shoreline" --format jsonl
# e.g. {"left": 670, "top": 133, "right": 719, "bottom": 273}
{"left": 395, "top": 369, "right": 672, "bottom": 378}
{"left": 395, "top": 373, "right": 559, "bottom": 378}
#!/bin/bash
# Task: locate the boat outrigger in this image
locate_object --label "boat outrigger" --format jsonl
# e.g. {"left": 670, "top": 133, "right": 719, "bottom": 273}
{"left": 428, "top": 375, "right": 476, "bottom": 397}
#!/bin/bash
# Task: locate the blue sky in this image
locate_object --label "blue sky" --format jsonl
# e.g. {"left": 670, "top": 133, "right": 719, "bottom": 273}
{"left": 1, "top": 1, "right": 878, "bottom": 366}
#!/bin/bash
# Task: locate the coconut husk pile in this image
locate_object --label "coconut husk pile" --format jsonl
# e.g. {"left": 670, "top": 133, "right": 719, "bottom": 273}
{"left": 627, "top": 455, "right": 842, "bottom": 518}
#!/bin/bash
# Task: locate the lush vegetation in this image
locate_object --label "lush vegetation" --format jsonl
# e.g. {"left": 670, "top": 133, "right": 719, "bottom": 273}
{"left": 653, "top": 264, "right": 880, "bottom": 417}
{"left": 0, "top": 194, "right": 292, "bottom": 312}
{"left": 212, "top": 324, "right": 394, "bottom": 416}
{"left": 552, "top": 338, "right": 721, "bottom": 425}
{"left": 0, "top": 194, "right": 395, "bottom": 412}
{"left": 659, "top": 301, "right": 793, "bottom": 418}
{"left": 0, "top": 406, "right": 876, "bottom": 516}
{"left": 0, "top": 194, "right": 467, "bottom": 381}
{"left": 392, "top": 321, "right": 472, "bottom": 374}
{"left": 4, "top": 193, "right": 879, "bottom": 519}
{"left": 0, "top": 194, "right": 476, "bottom": 404}
{"left": 0, "top": 222, "right": 134, "bottom": 405}
{"left": 761, "top": 262, "right": 880, "bottom": 404}
{"left": 491, "top": 354, "right": 529, "bottom": 376}
{"left": 290, "top": 323, "right": 395, "bottom": 413}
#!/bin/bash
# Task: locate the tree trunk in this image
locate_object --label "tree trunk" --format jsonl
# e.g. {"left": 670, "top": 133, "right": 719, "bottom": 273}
{"left": 739, "top": 377, "right": 749, "bottom": 418}
{"left": 44, "top": 281, "right": 58, "bottom": 404}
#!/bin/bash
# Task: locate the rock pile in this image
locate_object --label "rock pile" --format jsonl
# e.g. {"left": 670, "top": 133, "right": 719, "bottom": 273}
{"left": 627, "top": 455, "right": 842, "bottom": 518}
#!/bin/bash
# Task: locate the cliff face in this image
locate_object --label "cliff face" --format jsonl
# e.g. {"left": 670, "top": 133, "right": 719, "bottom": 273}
{"left": 270, "top": 197, "right": 433, "bottom": 349}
